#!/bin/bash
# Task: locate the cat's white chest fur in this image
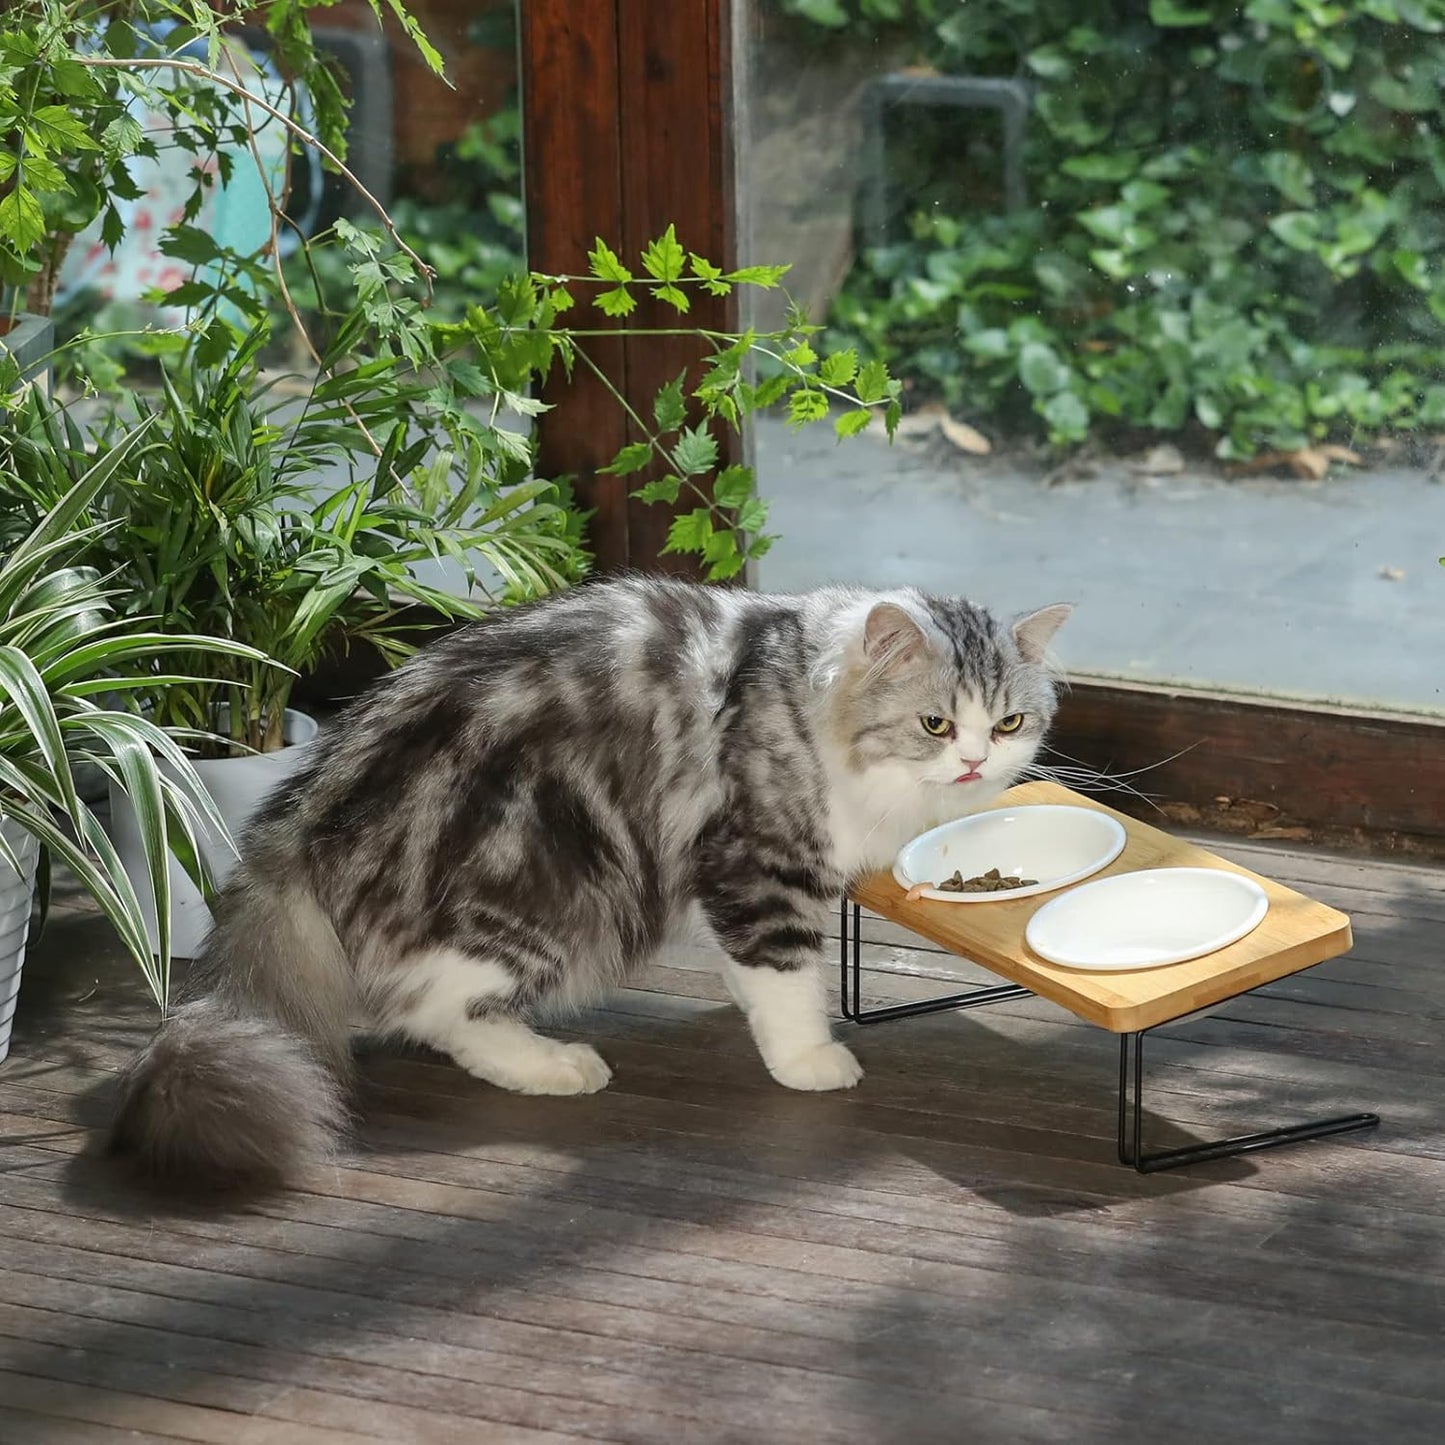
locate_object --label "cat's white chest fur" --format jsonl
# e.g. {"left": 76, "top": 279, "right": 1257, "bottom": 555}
{"left": 824, "top": 759, "right": 1003, "bottom": 880}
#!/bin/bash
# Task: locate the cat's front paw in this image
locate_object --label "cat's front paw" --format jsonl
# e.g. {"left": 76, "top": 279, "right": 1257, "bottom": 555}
{"left": 767, "top": 1041, "right": 864, "bottom": 1092}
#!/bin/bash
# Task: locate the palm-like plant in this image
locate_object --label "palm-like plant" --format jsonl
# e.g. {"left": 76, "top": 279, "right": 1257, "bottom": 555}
{"left": 0, "top": 424, "right": 264, "bottom": 1007}
{"left": 7, "top": 322, "right": 581, "bottom": 755}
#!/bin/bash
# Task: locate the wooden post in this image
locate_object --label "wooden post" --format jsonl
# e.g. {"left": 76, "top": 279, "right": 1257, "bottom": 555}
{"left": 520, "top": 0, "right": 739, "bottom": 576}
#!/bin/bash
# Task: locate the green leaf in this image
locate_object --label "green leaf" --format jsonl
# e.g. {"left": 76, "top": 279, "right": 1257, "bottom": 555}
{"left": 595, "top": 285, "right": 636, "bottom": 317}
{"left": 100, "top": 202, "right": 125, "bottom": 252}
{"left": 654, "top": 373, "right": 688, "bottom": 433}
{"left": 1261, "top": 150, "right": 1315, "bottom": 208}
{"left": 1061, "top": 152, "right": 1138, "bottom": 182}
{"left": 25, "top": 104, "right": 100, "bottom": 154}
{"left": 1089, "top": 248, "right": 1133, "bottom": 279}
{"left": 1041, "top": 391, "right": 1090, "bottom": 441}
{"left": 787, "top": 0, "right": 848, "bottom": 26}
{"left": 1268, "top": 212, "right": 1321, "bottom": 252}
{"left": 652, "top": 282, "right": 690, "bottom": 313}
{"left": 855, "top": 359, "right": 891, "bottom": 404}
{"left": 161, "top": 225, "right": 223, "bottom": 266}
{"left": 589, "top": 238, "right": 634, "bottom": 284}
{"left": 372, "top": 0, "right": 446, "bottom": 75}
{"left": 0, "top": 645, "right": 81, "bottom": 828}
{"left": 702, "top": 527, "right": 741, "bottom": 576}
{"left": 673, "top": 425, "right": 719, "bottom": 478}
{"left": 725, "top": 264, "right": 792, "bottom": 287}
{"left": 751, "top": 373, "right": 791, "bottom": 409}
{"left": 713, "top": 465, "right": 755, "bottom": 508}
{"left": 783, "top": 342, "right": 818, "bottom": 368}
{"left": 689, "top": 253, "right": 732, "bottom": 296}
{"left": 884, "top": 399, "right": 902, "bottom": 440}
{"left": 788, "top": 389, "right": 830, "bottom": 428}
{"left": 0, "top": 188, "right": 44, "bottom": 254}
{"left": 100, "top": 114, "right": 145, "bottom": 161}
{"left": 1149, "top": 1, "right": 1212, "bottom": 24}
{"left": 641, "top": 224, "right": 686, "bottom": 284}
{"left": 737, "top": 497, "right": 769, "bottom": 533}
{"left": 834, "top": 408, "right": 873, "bottom": 439}
{"left": 1018, "top": 342, "right": 1071, "bottom": 396}
{"left": 1392, "top": 249, "right": 1430, "bottom": 291}
{"left": 819, "top": 349, "right": 859, "bottom": 387}
{"left": 600, "top": 442, "right": 655, "bottom": 476}
{"left": 633, "top": 475, "right": 682, "bottom": 504}
{"left": 660, "top": 507, "right": 714, "bottom": 556}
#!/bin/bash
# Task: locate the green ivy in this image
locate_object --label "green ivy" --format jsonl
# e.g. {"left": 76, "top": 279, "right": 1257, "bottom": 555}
{"left": 781, "top": 0, "right": 1445, "bottom": 455}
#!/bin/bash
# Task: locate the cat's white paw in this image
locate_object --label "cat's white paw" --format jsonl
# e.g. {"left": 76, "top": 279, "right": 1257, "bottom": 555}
{"left": 456, "top": 1037, "right": 612, "bottom": 1095}
{"left": 767, "top": 1041, "right": 864, "bottom": 1092}
{"left": 513, "top": 1041, "right": 613, "bottom": 1095}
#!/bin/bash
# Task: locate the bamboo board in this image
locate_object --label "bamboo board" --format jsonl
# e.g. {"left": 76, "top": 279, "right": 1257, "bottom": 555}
{"left": 850, "top": 781, "right": 1354, "bottom": 1033}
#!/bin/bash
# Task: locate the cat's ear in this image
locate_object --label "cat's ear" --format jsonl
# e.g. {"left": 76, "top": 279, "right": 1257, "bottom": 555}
{"left": 863, "top": 602, "right": 930, "bottom": 671}
{"left": 1012, "top": 604, "right": 1072, "bottom": 663}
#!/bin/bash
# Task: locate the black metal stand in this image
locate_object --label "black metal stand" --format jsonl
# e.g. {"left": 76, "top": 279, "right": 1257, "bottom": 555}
{"left": 838, "top": 898, "right": 1381, "bottom": 1172}
{"left": 839, "top": 899, "right": 1032, "bottom": 1026}
{"left": 1115, "top": 1030, "right": 1379, "bottom": 1173}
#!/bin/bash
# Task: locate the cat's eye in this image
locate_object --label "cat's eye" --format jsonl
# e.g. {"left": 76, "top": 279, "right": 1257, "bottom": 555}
{"left": 919, "top": 715, "right": 954, "bottom": 738}
{"left": 994, "top": 713, "right": 1025, "bottom": 734}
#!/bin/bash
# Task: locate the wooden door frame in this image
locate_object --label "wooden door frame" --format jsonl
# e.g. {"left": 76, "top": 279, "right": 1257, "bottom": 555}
{"left": 519, "top": 0, "right": 739, "bottom": 577}
{"left": 517, "top": 0, "right": 1445, "bottom": 854}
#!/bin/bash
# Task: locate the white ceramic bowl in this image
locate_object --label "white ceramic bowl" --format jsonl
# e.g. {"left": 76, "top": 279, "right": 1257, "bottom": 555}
{"left": 1025, "top": 866, "right": 1269, "bottom": 970}
{"left": 892, "top": 804, "right": 1127, "bottom": 904}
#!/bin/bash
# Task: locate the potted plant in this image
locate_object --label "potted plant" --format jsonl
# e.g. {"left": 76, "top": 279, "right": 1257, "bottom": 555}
{"left": 5, "top": 309, "right": 585, "bottom": 955}
{"left": 0, "top": 427, "right": 267, "bottom": 1055}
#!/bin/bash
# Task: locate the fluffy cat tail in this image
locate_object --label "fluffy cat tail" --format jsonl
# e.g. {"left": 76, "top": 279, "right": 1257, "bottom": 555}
{"left": 108, "top": 868, "right": 353, "bottom": 1192}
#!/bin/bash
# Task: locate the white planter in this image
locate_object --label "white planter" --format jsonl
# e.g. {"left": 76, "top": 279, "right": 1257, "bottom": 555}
{"left": 0, "top": 815, "right": 41, "bottom": 1066}
{"left": 109, "top": 708, "right": 320, "bottom": 960}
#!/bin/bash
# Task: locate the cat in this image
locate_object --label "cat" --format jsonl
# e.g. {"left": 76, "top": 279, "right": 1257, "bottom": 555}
{"left": 109, "top": 576, "right": 1070, "bottom": 1189}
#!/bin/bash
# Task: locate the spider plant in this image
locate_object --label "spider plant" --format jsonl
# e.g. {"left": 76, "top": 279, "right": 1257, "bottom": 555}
{"left": 0, "top": 422, "right": 265, "bottom": 1008}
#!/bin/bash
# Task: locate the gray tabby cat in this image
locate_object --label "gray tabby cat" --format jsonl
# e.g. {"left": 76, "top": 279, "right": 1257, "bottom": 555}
{"left": 110, "top": 577, "right": 1070, "bottom": 1189}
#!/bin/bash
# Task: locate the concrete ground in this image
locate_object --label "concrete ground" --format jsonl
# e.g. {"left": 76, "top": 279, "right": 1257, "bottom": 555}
{"left": 754, "top": 415, "right": 1445, "bottom": 715}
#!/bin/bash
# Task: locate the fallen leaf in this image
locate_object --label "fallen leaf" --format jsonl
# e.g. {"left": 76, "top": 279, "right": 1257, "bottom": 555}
{"left": 1126, "top": 443, "right": 1185, "bottom": 476}
{"left": 938, "top": 413, "right": 992, "bottom": 456}
{"left": 1159, "top": 802, "right": 1202, "bottom": 825}
{"left": 1380, "top": 565, "right": 1405, "bottom": 581}
{"left": 1223, "top": 799, "right": 1280, "bottom": 826}
{"left": 1230, "top": 445, "right": 1363, "bottom": 480}
{"left": 1249, "top": 826, "right": 1312, "bottom": 842}
{"left": 892, "top": 406, "right": 944, "bottom": 441}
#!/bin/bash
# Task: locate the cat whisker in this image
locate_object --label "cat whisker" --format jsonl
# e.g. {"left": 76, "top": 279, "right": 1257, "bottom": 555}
{"left": 1040, "top": 740, "right": 1201, "bottom": 781}
{"left": 1020, "top": 761, "right": 1166, "bottom": 815}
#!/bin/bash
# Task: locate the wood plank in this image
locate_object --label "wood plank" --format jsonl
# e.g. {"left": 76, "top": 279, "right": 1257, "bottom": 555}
{"left": 853, "top": 781, "right": 1354, "bottom": 1032}
{"left": 0, "top": 1405, "right": 181, "bottom": 1444}
{"left": 2, "top": 829, "right": 1442, "bottom": 1443}
{"left": 0, "top": 1302, "right": 648, "bottom": 1445}
{"left": 1051, "top": 677, "right": 1445, "bottom": 849}
{"left": 2, "top": 1257, "right": 1439, "bottom": 1445}
{"left": 0, "top": 1184, "right": 1439, "bottom": 1445}
{"left": 0, "top": 1243, "right": 1083, "bottom": 1445}
{"left": 0, "top": 1367, "right": 383, "bottom": 1444}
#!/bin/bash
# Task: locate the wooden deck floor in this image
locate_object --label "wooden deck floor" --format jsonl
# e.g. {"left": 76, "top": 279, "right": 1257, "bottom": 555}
{"left": 1, "top": 836, "right": 1443, "bottom": 1444}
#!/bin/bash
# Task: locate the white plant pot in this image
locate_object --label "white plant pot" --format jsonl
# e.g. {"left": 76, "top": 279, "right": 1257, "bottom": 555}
{"left": 109, "top": 708, "right": 320, "bottom": 960}
{"left": 0, "top": 815, "right": 41, "bottom": 1066}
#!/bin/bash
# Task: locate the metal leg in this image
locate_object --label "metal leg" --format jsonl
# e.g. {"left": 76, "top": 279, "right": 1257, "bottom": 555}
{"left": 838, "top": 897, "right": 1031, "bottom": 1026}
{"left": 1116, "top": 1030, "right": 1380, "bottom": 1173}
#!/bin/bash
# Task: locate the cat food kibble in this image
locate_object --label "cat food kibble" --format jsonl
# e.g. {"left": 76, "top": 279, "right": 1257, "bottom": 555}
{"left": 935, "top": 867, "right": 1038, "bottom": 894}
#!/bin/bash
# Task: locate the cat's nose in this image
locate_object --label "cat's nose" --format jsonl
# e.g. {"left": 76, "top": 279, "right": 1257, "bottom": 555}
{"left": 959, "top": 758, "right": 985, "bottom": 773}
